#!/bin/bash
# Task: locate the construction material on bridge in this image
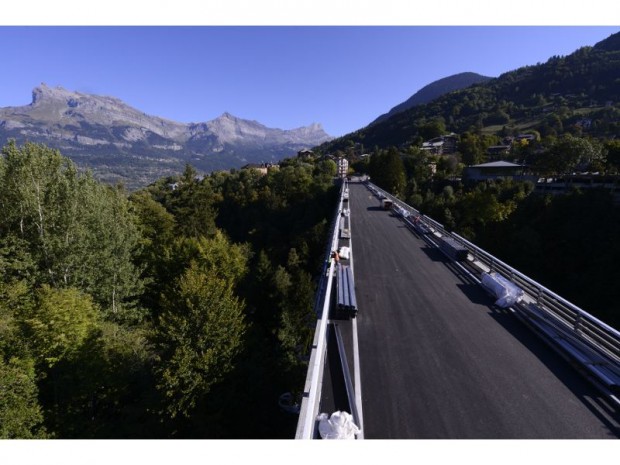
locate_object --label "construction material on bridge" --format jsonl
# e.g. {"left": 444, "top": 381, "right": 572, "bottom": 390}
{"left": 481, "top": 271, "right": 524, "bottom": 308}
{"left": 406, "top": 215, "right": 432, "bottom": 235}
{"left": 340, "top": 215, "right": 351, "bottom": 239}
{"left": 317, "top": 411, "right": 360, "bottom": 439}
{"left": 438, "top": 236, "right": 469, "bottom": 261}
{"left": 335, "top": 264, "right": 358, "bottom": 319}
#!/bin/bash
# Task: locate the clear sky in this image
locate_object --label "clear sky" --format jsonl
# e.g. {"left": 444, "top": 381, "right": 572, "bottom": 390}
{"left": 0, "top": 5, "right": 618, "bottom": 139}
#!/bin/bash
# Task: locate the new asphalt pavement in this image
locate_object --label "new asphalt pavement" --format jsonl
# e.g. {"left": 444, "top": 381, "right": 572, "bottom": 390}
{"left": 347, "top": 181, "right": 619, "bottom": 439}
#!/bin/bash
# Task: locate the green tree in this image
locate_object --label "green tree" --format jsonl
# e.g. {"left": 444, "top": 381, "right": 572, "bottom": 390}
{"left": 604, "top": 140, "right": 620, "bottom": 173}
{"left": 419, "top": 118, "right": 447, "bottom": 141}
{"left": 534, "top": 134, "right": 603, "bottom": 176}
{"left": 170, "top": 231, "right": 251, "bottom": 288}
{"left": 277, "top": 267, "right": 315, "bottom": 370}
{"left": 0, "top": 357, "right": 46, "bottom": 438}
{"left": 129, "top": 190, "right": 177, "bottom": 312}
{"left": 0, "top": 142, "right": 145, "bottom": 323}
{"left": 153, "top": 262, "right": 247, "bottom": 419}
{"left": 39, "top": 320, "right": 159, "bottom": 439}
{"left": 369, "top": 147, "right": 406, "bottom": 196}
{"left": 168, "top": 164, "right": 217, "bottom": 239}
{"left": 313, "top": 159, "right": 338, "bottom": 185}
{"left": 22, "top": 285, "right": 99, "bottom": 368}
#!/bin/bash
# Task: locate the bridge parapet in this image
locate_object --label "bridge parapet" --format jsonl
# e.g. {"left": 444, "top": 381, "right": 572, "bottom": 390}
{"left": 295, "top": 181, "right": 348, "bottom": 439}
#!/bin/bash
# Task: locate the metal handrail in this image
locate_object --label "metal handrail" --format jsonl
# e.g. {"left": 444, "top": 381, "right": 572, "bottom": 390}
{"left": 295, "top": 181, "right": 346, "bottom": 439}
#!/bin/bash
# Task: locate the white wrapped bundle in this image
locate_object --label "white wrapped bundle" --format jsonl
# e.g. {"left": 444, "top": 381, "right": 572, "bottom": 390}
{"left": 481, "top": 272, "right": 524, "bottom": 308}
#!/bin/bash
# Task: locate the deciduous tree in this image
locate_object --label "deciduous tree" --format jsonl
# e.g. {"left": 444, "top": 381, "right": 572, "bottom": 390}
{"left": 153, "top": 262, "right": 247, "bottom": 419}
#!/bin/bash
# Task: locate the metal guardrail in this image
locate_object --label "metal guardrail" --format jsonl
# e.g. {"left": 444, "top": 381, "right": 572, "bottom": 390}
{"left": 365, "top": 181, "right": 620, "bottom": 397}
{"left": 295, "top": 181, "right": 347, "bottom": 439}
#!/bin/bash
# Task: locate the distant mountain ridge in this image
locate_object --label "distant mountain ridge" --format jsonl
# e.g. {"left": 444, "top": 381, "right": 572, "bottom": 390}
{"left": 371, "top": 72, "right": 493, "bottom": 125}
{"left": 0, "top": 84, "right": 332, "bottom": 188}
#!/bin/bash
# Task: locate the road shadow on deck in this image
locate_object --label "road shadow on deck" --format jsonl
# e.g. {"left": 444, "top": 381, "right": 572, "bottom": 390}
{"left": 420, "top": 245, "right": 449, "bottom": 263}
{"left": 492, "top": 308, "right": 619, "bottom": 436}
{"left": 434, "top": 259, "right": 620, "bottom": 434}
{"left": 456, "top": 283, "right": 494, "bottom": 306}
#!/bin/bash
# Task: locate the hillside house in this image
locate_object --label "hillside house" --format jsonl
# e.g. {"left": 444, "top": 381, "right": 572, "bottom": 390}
{"left": 515, "top": 134, "right": 537, "bottom": 143}
{"left": 241, "top": 163, "right": 278, "bottom": 176}
{"left": 535, "top": 174, "right": 620, "bottom": 204}
{"left": 297, "top": 149, "right": 315, "bottom": 160}
{"left": 421, "top": 133, "right": 458, "bottom": 155}
{"left": 463, "top": 160, "right": 535, "bottom": 183}
{"left": 487, "top": 145, "right": 512, "bottom": 160}
{"left": 337, "top": 158, "right": 349, "bottom": 178}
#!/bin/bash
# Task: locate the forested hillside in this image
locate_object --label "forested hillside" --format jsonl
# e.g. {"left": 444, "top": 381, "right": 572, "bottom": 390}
{"left": 0, "top": 141, "right": 338, "bottom": 438}
{"left": 320, "top": 31, "right": 620, "bottom": 153}
{"left": 371, "top": 72, "right": 492, "bottom": 125}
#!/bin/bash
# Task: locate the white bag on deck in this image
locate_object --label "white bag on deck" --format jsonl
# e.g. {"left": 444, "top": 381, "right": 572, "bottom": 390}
{"left": 317, "top": 411, "right": 360, "bottom": 439}
{"left": 338, "top": 246, "right": 351, "bottom": 260}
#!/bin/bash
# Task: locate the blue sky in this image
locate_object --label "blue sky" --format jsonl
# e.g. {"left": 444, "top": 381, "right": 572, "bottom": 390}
{"left": 0, "top": 6, "right": 618, "bottom": 138}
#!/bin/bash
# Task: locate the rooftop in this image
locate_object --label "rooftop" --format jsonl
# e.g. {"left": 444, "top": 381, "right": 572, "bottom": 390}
{"left": 469, "top": 161, "right": 523, "bottom": 168}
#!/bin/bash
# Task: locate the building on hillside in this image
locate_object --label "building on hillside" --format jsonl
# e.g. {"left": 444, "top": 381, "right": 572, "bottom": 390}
{"left": 486, "top": 145, "right": 512, "bottom": 160}
{"left": 241, "top": 163, "right": 278, "bottom": 176}
{"left": 297, "top": 149, "right": 315, "bottom": 160}
{"left": 575, "top": 119, "right": 592, "bottom": 130}
{"left": 421, "top": 133, "right": 458, "bottom": 155}
{"left": 515, "top": 134, "right": 537, "bottom": 143}
{"left": 462, "top": 160, "right": 536, "bottom": 183}
{"left": 421, "top": 138, "right": 444, "bottom": 154}
{"left": 535, "top": 174, "right": 620, "bottom": 204}
{"left": 337, "top": 158, "right": 349, "bottom": 178}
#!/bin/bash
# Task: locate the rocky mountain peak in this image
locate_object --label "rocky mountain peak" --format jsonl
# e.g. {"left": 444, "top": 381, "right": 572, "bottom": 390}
{"left": 32, "top": 83, "right": 71, "bottom": 105}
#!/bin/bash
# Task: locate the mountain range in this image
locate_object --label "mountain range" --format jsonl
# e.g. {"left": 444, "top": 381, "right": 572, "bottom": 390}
{"left": 0, "top": 84, "right": 332, "bottom": 189}
{"left": 4, "top": 31, "right": 618, "bottom": 190}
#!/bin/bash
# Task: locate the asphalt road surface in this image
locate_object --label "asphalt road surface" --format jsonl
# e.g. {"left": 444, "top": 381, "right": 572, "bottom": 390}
{"left": 348, "top": 181, "right": 619, "bottom": 439}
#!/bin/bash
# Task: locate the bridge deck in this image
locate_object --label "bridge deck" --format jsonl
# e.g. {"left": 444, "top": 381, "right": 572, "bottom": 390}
{"left": 347, "top": 181, "right": 619, "bottom": 439}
